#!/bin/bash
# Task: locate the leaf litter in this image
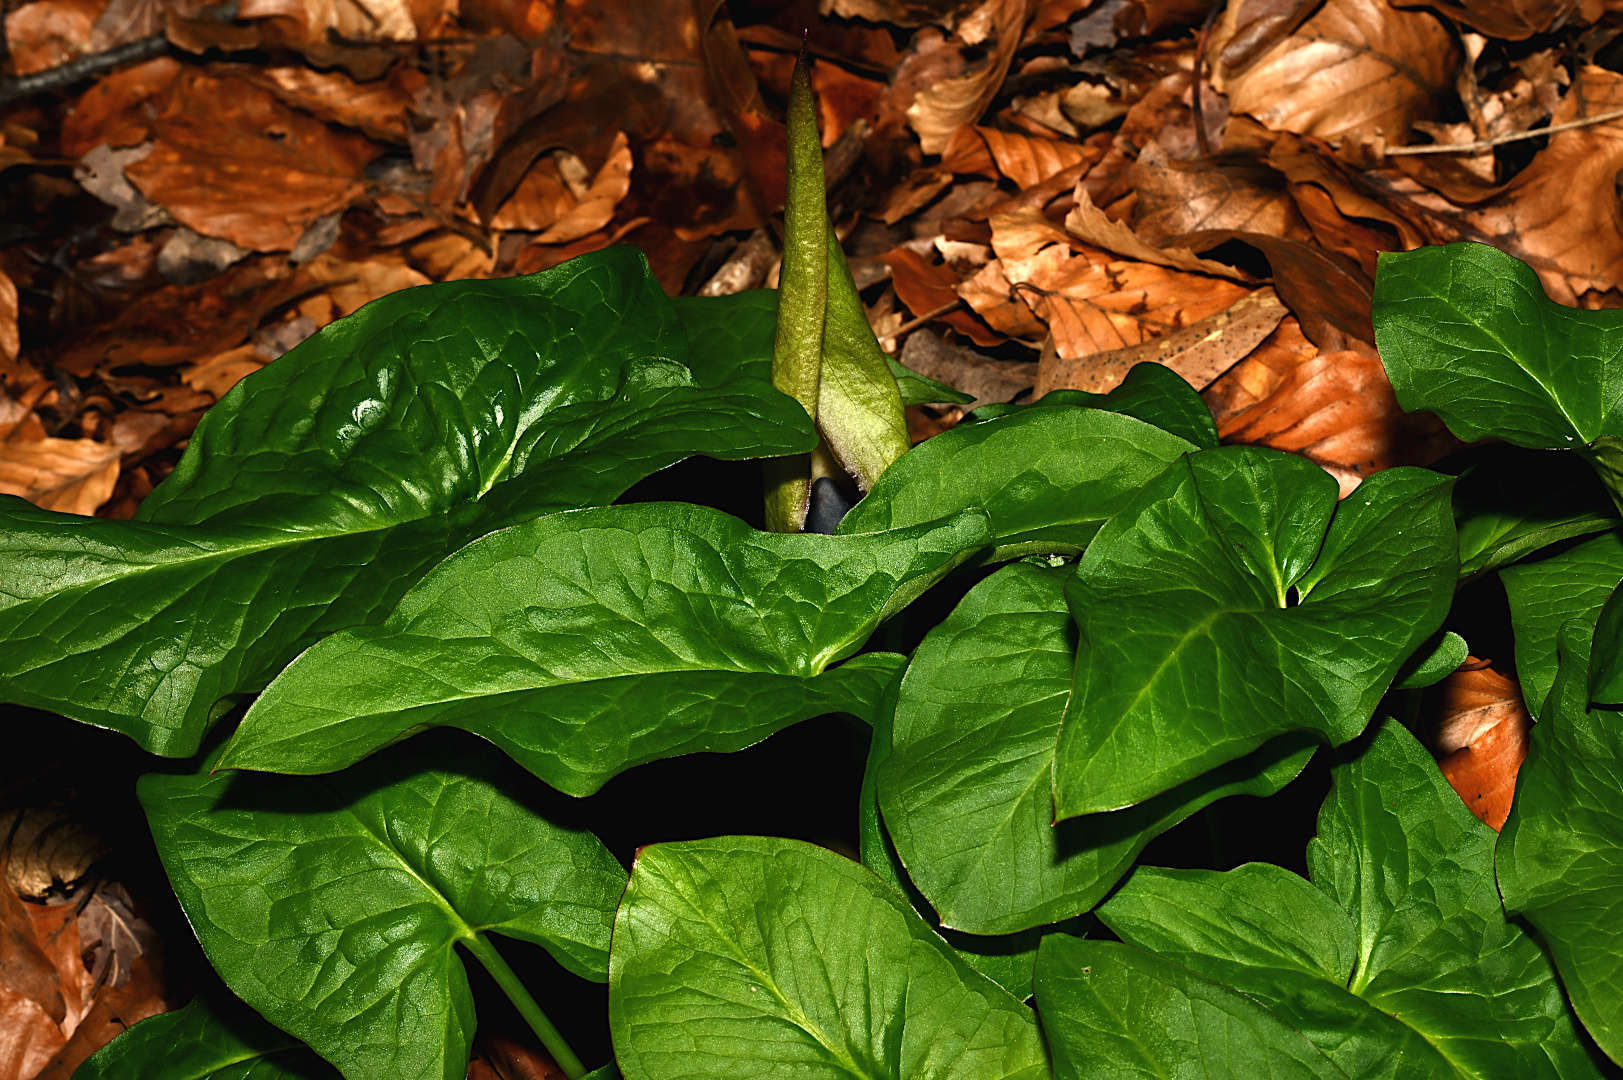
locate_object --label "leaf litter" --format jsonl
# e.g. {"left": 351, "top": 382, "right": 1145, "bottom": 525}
{"left": 3, "top": 0, "right": 1620, "bottom": 1070}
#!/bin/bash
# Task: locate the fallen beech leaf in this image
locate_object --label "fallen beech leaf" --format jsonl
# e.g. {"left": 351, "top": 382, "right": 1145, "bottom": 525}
{"left": 978, "top": 125, "right": 1094, "bottom": 189}
{"left": 822, "top": 0, "right": 986, "bottom": 27}
{"left": 1201, "top": 314, "right": 1319, "bottom": 426}
{"left": 0, "top": 857, "right": 65, "bottom": 1027}
{"left": 1131, "top": 141, "right": 1315, "bottom": 247}
{"left": 0, "top": 271, "right": 17, "bottom": 366}
{"left": 899, "top": 329, "right": 1036, "bottom": 408}
{"left": 0, "top": 810, "right": 109, "bottom": 900}
{"left": 1216, "top": 0, "right": 1321, "bottom": 74}
{"left": 1214, "top": 0, "right": 1457, "bottom": 146}
{"left": 880, "top": 246, "right": 1004, "bottom": 345}
{"left": 30, "top": 950, "right": 167, "bottom": 1080}
{"left": 0, "top": 439, "right": 121, "bottom": 515}
{"left": 1037, "top": 286, "right": 1285, "bottom": 394}
{"left": 236, "top": 0, "right": 433, "bottom": 47}
{"left": 409, "top": 231, "right": 495, "bottom": 281}
{"left": 298, "top": 252, "right": 431, "bottom": 317}
{"left": 0, "top": 984, "right": 63, "bottom": 1080}
{"left": 1065, "top": 183, "right": 1256, "bottom": 280}
{"left": 956, "top": 258, "right": 1048, "bottom": 338}
{"left": 247, "top": 64, "right": 424, "bottom": 145}
{"left": 181, "top": 344, "right": 265, "bottom": 399}
{"left": 124, "top": 68, "right": 379, "bottom": 252}
{"left": 814, "top": 61, "right": 885, "bottom": 148}
{"left": 23, "top": 902, "right": 93, "bottom": 1040}
{"left": 79, "top": 884, "right": 156, "bottom": 990}
{"left": 1001, "top": 240, "right": 1252, "bottom": 360}
{"left": 1432, "top": 661, "right": 1531, "bottom": 831}
{"left": 492, "top": 156, "right": 578, "bottom": 232}
{"left": 533, "top": 131, "right": 632, "bottom": 245}
{"left": 1448, "top": 65, "right": 1623, "bottom": 306}
{"left": 1425, "top": 0, "right": 1582, "bottom": 38}
{"left": 59, "top": 57, "right": 180, "bottom": 159}
{"left": 2, "top": 0, "right": 103, "bottom": 75}
{"left": 1216, "top": 347, "right": 1457, "bottom": 495}
{"left": 908, "top": 0, "right": 1036, "bottom": 153}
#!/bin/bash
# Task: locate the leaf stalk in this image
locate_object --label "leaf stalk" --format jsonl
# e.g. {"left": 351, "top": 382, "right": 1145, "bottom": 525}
{"left": 465, "top": 932, "right": 588, "bottom": 1080}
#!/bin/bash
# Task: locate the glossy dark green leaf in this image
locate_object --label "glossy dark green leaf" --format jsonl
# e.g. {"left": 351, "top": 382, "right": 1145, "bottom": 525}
{"left": 878, "top": 561, "right": 1314, "bottom": 934}
{"left": 670, "top": 291, "right": 776, "bottom": 388}
{"left": 221, "top": 502, "right": 986, "bottom": 790}
{"left": 1591, "top": 583, "right": 1623, "bottom": 703}
{"left": 141, "top": 736, "right": 625, "bottom": 1080}
{"left": 837, "top": 406, "right": 1194, "bottom": 558}
{"left": 1053, "top": 449, "right": 1456, "bottom": 815}
{"left": 1448, "top": 444, "right": 1617, "bottom": 580}
{"left": 76, "top": 992, "right": 336, "bottom": 1080}
{"left": 1502, "top": 530, "right": 1623, "bottom": 717}
{"left": 1498, "top": 622, "right": 1623, "bottom": 1064}
{"left": 1373, "top": 242, "right": 1623, "bottom": 449}
{"left": 1392, "top": 630, "right": 1467, "bottom": 690}
{"left": 1034, "top": 937, "right": 1348, "bottom": 1080}
{"left": 974, "top": 363, "right": 1220, "bottom": 450}
{"left": 1099, "top": 720, "right": 1603, "bottom": 1080}
{"left": 608, "top": 835, "right": 1048, "bottom": 1080}
{"left": 0, "top": 249, "right": 815, "bottom": 757}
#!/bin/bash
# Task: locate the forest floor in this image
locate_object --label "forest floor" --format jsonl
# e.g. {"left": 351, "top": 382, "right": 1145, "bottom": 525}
{"left": 0, "top": 0, "right": 1613, "bottom": 1074}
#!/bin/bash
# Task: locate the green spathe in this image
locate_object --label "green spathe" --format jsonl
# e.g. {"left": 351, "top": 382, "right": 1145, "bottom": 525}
{"left": 1498, "top": 622, "right": 1623, "bottom": 1064}
{"left": 220, "top": 502, "right": 988, "bottom": 790}
{"left": 608, "top": 835, "right": 1048, "bottom": 1080}
{"left": 1098, "top": 720, "right": 1605, "bottom": 1080}
{"left": 141, "top": 738, "right": 625, "bottom": 1080}
{"left": 0, "top": 248, "right": 814, "bottom": 757}
{"left": 1052, "top": 447, "right": 1456, "bottom": 815}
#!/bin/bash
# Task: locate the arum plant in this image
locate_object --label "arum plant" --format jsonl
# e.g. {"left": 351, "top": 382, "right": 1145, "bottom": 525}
{"left": 765, "top": 45, "right": 910, "bottom": 532}
{"left": 0, "top": 106, "right": 1612, "bottom": 1080}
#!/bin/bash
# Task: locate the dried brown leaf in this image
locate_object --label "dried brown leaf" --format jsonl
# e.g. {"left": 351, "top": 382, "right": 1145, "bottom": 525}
{"left": 1201, "top": 313, "right": 1318, "bottom": 425}
{"left": 908, "top": 0, "right": 1037, "bottom": 153}
{"left": 881, "top": 247, "right": 1005, "bottom": 345}
{"left": 899, "top": 329, "right": 1036, "bottom": 408}
{"left": 1037, "top": 285, "right": 1284, "bottom": 393}
{"left": 0, "top": 811, "right": 109, "bottom": 901}
{"left": 1065, "top": 182, "right": 1257, "bottom": 279}
{"left": 1132, "top": 141, "right": 1314, "bottom": 246}
{"left": 3, "top": 0, "right": 104, "bottom": 76}
{"left": 977, "top": 126, "right": 1095, "bottom": 189}
{"left": 1213, "top": 0, "right": 1457, "bottom": 146}
{"left": 125, "top": 68, "right": 379, "bottom": 252}
{"left": 0, "top": 439, "right": 121, "bottom": 515}
{"left": 1432, "top": 661, "right": 1531, "bottom": 831}
{"left": 59, "top": 57, "right": 181, "bottom": 159}
{"left": 1216, "top": 347, "right": 1458, "bottom": 494}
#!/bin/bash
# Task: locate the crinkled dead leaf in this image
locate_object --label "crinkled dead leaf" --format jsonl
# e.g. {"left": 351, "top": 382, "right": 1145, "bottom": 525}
{"left": 0, "top": 271, "right": 17, "bottom": 367}
{"left": 59, "top": 58, "right": 180, "bottom": 159}
{"left": 881, "top": 246, "right": 1005, "bottom": 345}
{"left": 2, "top": 0, "right": 103, "bottom": 75}
{"left": 1446, "top": 64, "right": 1623, "bottom": 306}
{"left": 1038, "top": 286, "right": 1285, "bottom": 393}
{"left": 1216, "top": 347, "right": 1458, "bottom": 495}
{"left": 0, "top": 436, "right": 121, "bottom": 515}
{"left": 957, "top": 258, "right": 1049, "bottom": 338}
{"left": 1201, "top": 314, "right": 1319, "bottom": 425}
{"left": 822, "top": 0, "right": 987, "bottom": 27}
{"left": 531, "top": 131, "right": 632, "bottom": 244}
{"left": 124, "top": 68, "right": 380, "bottom": 252}
{"left": 1431, "top": 660, "right": 1531, "bottom": 831}
{"left": 1065, "top": 183, "right": 1256, "bottom": 279}
{"left": 1131, "top": 140, "right": 1315, "bottom": 247}
{"left": 246, "top": 64, "right": 424, "bottom": 145}
{"left": 235, "top": 0, "right": 450, "bottom": 51}
{"left": 0, "top": 810, "right": 110, "bottom": 900}
{"left": 908, "top": 0, "right": 1037, "bottom": 153}
{"left": 1212, "top": 0, "right": 1458, "bottom": 146}
{"left": 976, "top": 125, "right": 1095, "bottom": 188}
{"left": 899, "top": 329, "right": 1036, "bottom": 408}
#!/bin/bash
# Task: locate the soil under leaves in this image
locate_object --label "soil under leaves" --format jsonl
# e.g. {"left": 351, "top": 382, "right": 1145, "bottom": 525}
{"left": 1, "top": 0, "right": 1617, "bottom": 1074}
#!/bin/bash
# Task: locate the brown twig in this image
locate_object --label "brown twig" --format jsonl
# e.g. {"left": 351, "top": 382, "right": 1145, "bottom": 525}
{"left": 1385, "top": 106, "right": 1623, "bottom": 155}
{"left": 892, "top": 299, "right": 964, "bottom": 339}
{"left": 0, "top": 34, "right": 169, "bottom": 109}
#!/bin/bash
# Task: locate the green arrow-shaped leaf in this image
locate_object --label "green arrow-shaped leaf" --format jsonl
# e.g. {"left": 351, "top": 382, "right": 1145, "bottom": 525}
{"left": 838, "top": 406, "right": 1194, "bottom": 558}
{"left": 220, "top": 502, "right": 988, "bottom": 790}
{"left": 877, "top": 560, "right": 1314, "bottom": 934}
{"left": 1373, "top": 242, "right": 1623, "bottom": 449}
{"left": 1498, "top": 622, "right": 1623, "bottom": 1065}
{"left": 1053, "top": 447, "right": 1456, "bottom": 815}
{"left": 1098, "top": 719, "right": 1606, "bottom": 1079}
{"left": 1502, "top": 530, "right": 1623, "bottom": 717}
{"left": 608, "top": 836, "right": 1048, "bottom": 1080}
{"left": 0, "top": 248, "right": 814, "bottom": 756}
{"left": 1034, "top": 937, "right": 1349, "bottom": 1080}
{"left": 76, "top": 992, "right": 336, "bottom": 1080}
{"left": 141, "top": 736, "right": 626, "bottom": 1080}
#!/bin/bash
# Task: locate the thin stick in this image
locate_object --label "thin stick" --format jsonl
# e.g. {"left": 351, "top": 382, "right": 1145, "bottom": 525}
{"left": 1385, "top": 105, "right": 1623, "bottom": 156}
{"left": 465, "top": 933, "right": 588, "bottom": 1080}
{"left": 893, "top": 298, "right": 963, "bottom": 338}
{"left": 0, "top": 34, "right": 169, "bottom": 109}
